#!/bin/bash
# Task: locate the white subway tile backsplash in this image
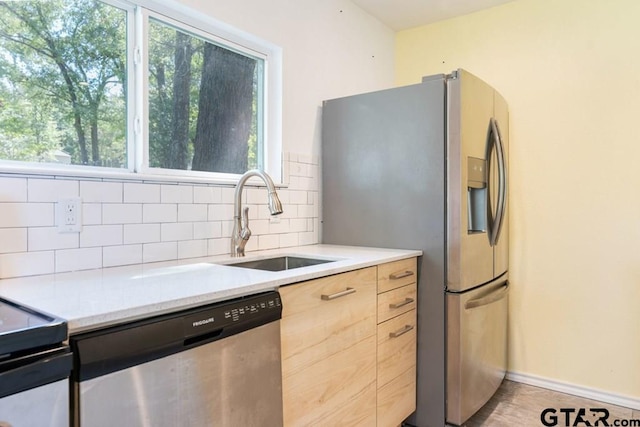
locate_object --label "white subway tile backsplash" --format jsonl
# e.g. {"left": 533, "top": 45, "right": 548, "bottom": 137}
{"left": 0, "top": 151, "right": 320, "bottom": 278}
{"left": 55, "top": 247, "right": 102, "bottom": 273}
{"left": 244, "top": 237, "right": 258, "bottom": 253}
{"left": 279, "top": 233, "right": 299, "bottom": 248}
{"left": 80, "top": 225, "right": 123, "bottom": 247}
{"left": 257, "top": 234, "right": 279, "bottom": 250}
{"left": 246, "top": 188, "right": 266, "bottom": 205}
{"left": 250, "top": 219, "right": 270, "bottom": 236}
{"left": 0, "top": 228, "right": 27, "bottom": 254}
{"left": 220, "top": 187, "right": 235, "bottom": 204}
{"left": 28, "top": 178, "right": 78, "bottom": 202}
{"left": 82, "top": 203, "right": 102, "bottom": 225}
{"left": 143, "top": 242, "right": 177, "bottom": 263}
{"left": 193, "top": 222, "right": 222, "bottom": 239}
{"left": 289, "top": 190, "right": 308, "bottom": 205}
{"left": 208, "top": 204, "right": 233, "bottom": 222}
{"left": 221, "top": 220, "right": 234, "bottom": 238}
{"left": 143, "top": 204, "right": 177, "bottom": 223}
{"left": 28, "top": 227, "right": 79, "bottom": 251}
{"left": 80, "top": 181, "right": 122, "bottom": 203}
{"left": 0, "top": 251, "right": 54, "bottom": 278}
{"left": 178, "top": 240, "right": 207, "bottom": 259}
{"left": 298, "top": 204, "right": 315, "bottom": 218}
{"left": 103, "top": 244, "right": 142, "bottom": 267}
{"left": 268, "top": 219, "right": 290, "bottom": 234}
{"left": 124, "top": 183, "right": 160, "bottom": 203}
{"left": 178, "top": 204, "right": 207, "bottom": 222}
{"left": 161, "top": 185, "right": 193, "bottom": 204}
{"left": 193, "top": 186, "right": 222, "bottom": 204}
{"left": 103, "top": 204, "right": 142, "bottom": 224}
{"left": 124, "top": 224, "right": 161, "bottom": 244}
{"left": 299, "top": 231, "right": 317, "bottom": 246}
{"left": 208, "top": 238, "right": 229, "bottom": 256}
{"left": 289, "top": 218, "right": 308, "bottom": 233}
{"left": 161, "top": 222, "right": 193, "bottom": 241}
{"left": 276, "top": 189, "right": 291, "bottom": 205}
{"left": 0, "top": 177, "right": 27, "bottom": 202}
{"left": 0, "top": 203, "right": 55, "bottom": 228}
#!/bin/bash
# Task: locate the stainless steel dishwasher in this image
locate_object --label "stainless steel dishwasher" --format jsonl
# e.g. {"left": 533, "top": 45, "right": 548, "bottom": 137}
{"left": 69, "top": 291, "right": 283, "bottom": 427}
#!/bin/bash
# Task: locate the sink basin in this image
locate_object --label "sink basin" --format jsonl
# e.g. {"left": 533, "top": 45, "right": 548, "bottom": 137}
{"left": 223, "top": 256, "right": 335, "bottom": 272}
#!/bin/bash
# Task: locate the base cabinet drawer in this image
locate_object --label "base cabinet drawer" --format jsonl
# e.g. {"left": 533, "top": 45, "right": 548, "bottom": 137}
{"left": 377, "top": 309, "right": 417, "bottom": 389}
{"left": 377, "top": 283, "right": 417, "bottom": 324}
{"left": 376, "top": 258, "right": 418, "bottom": 427}
{"left": 378, "top": 258, "right": 417, "bottom": 293}
{"left": 280, "top": 267, "right": 377, "bottom": 427}
{"left": 377, "top": 365, "right": 417, "bottom": 427}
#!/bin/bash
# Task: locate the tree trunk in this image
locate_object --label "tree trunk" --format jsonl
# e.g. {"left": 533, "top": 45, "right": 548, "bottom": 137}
{"left": 90, "top": 113, "right": 100, "bottom": 165}
{"left": 74, "top": 113, "right": 88, "bottom": 164}
{"left": 168, "top": 31, "right": 192, "bottom": 170}
{"left": 192, "top": 43, "right": 255, "bottom": 173}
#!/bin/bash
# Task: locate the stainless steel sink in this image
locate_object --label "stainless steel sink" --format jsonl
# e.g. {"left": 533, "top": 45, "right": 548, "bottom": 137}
{"left": 223, "top": 256, "right": 335, "bottom": 272}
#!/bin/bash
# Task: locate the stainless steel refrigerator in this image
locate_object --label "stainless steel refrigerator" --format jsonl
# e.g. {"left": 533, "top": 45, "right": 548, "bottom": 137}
{"left": 321, "top": 69, "right": 509, "bottom": 427}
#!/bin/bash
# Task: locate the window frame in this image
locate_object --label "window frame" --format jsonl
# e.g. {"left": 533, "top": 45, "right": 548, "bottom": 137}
{"left": 0, "top": 0, "right": 283, "bottom": 184}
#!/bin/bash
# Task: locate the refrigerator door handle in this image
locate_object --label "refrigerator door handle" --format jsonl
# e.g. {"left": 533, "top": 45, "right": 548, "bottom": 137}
{"left": 486, "top": 118, "right": 507, "bottom": 247}
{"left": 464, "top": 282, "right": 508, "bottom": 310}
{"left": 492, "top": 118, "right": 507, "bottom": 246}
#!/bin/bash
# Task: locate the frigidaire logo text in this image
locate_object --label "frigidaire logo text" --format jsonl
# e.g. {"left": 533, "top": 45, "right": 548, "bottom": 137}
{"left": 192, "top": 317, "right": 214, "bottom": 327}
{"left": 541, "top": 408, "right": 640, "bottom": 427}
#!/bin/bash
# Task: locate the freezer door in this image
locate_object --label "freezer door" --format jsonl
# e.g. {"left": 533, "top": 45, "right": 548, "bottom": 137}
{"left": 446, "top": 276, "right": 508, "bottom": 426}
{"left": 447, "top": 70, "right": 496, "bottom": 292}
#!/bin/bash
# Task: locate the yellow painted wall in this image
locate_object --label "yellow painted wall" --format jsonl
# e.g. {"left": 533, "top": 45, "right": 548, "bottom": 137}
{"left": 397, "top": 0, "right": 640, "bottom": 399}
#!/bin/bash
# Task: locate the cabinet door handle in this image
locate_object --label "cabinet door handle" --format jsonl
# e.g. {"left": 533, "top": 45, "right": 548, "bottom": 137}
{"left": 389, "top": 298, "right": 414, "bottom": 309}
{"left": 321, "top": 287, "right": 356, "bottom": 301}
{"left": 389, "top": 270, "right": 414, "bottom": 280}
{"left": 389, "top": 324, "right": 414, "bottom": 338}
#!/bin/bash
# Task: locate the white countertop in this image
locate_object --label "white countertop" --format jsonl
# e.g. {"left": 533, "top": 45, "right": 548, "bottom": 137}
{"left": 0, "top": 244, "right": 420, "bottom": 334}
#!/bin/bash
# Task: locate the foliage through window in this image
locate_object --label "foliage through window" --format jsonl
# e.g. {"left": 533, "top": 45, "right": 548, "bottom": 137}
{"left": 0, "top": 0, "right": 272, "bottom": 177}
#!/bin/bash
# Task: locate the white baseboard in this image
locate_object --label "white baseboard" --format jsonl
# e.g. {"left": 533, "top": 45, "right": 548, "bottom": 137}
{"left": 506, "top": 371, "right": 640, "bottom": 411}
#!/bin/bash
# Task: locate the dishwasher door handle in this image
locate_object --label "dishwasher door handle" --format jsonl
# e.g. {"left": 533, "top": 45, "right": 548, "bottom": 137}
{"left": 321, "top": 287, "right": 356, "bottom": 301}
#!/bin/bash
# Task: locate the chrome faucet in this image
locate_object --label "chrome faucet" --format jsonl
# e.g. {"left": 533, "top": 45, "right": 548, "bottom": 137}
{"left": 231, "top": 169, "right": 283, "bottom": 257}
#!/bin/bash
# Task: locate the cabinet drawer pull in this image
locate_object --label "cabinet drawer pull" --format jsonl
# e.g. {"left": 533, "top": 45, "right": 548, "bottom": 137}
{"left": 389, "top": 324, "right": 414, "bottom": 338}
{"left": 389, "top": 298, "right": 414, "bottom": 309}
{"left": 321, "top": 287, "right": 356, "bottom": 301}
{"left": 389, "top": 270, "right": 414, "bottom": 280}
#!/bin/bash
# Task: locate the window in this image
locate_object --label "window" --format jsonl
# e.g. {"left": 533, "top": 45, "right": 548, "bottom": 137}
{"left": 0, "top": 0, "right": 281, "bottom": 181}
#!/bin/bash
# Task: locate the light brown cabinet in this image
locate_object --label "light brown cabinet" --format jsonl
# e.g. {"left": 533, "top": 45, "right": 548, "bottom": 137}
{"left": 376, "top": 258, "right": 417, "bottom": 427}
{"left": 280, "top": 258, "right": 417, "bottom": 427}
{"left": 280, "top": 267, "right": 377, "bottom": 427}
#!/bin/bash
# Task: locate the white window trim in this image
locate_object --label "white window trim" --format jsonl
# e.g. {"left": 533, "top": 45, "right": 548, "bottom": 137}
{"left": 0, "top": 0, "right": 284, "bottom": 185}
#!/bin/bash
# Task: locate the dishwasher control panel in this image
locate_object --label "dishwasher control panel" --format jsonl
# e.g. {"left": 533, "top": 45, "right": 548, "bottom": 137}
{"left": 184, "top": 292, "right": 282, "bottom": 338}
{"left": 71, "top": 291, "right": 282, "bottom": 382}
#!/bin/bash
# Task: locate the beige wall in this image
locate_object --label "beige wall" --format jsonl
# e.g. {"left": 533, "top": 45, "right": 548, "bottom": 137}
{"left": 397, "top": 0, "right": 640, "bottom": 399}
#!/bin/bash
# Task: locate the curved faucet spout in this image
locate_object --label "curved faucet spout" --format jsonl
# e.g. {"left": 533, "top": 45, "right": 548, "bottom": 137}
{"left": 231, "top": 169, "right": 283, "bottom": 257}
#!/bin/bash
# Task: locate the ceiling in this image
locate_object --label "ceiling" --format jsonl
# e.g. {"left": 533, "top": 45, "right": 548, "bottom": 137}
{"left": 350, "top": 0, "right": 515, "bottom": 31}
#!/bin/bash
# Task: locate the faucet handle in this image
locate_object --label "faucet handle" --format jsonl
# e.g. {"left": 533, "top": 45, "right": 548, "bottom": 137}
{"left": 240, "top": 206, "right": 251, "bottom": 241}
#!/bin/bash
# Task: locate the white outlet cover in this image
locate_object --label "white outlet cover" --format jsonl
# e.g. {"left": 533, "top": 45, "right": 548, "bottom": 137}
{"left": 57, "top": 197, "right": 82, "bottom": 233}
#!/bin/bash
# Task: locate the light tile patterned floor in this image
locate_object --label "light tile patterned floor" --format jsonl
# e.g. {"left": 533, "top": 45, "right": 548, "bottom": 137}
{"left": 464, "top": 380, "right": 639, "bottom": 426}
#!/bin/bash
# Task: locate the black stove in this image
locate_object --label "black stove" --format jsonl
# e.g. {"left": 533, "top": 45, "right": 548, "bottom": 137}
{"left": 0, "top": 297, "right": 72, "bottom": 426}
{"left": 0, "top": 297, "right": 67, "bottom": 357}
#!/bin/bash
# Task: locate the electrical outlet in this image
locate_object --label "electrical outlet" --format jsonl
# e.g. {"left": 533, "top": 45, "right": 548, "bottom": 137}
{"left": 57, "top": 198, "right": 82, "bottom": 233}
{"left": 269, "top": 216, "right": 281, "bottom": 224}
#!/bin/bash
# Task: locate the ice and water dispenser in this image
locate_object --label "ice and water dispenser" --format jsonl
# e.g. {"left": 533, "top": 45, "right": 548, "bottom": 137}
{"left": 467, "top": 156, "right": 487, "bottom": 233}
